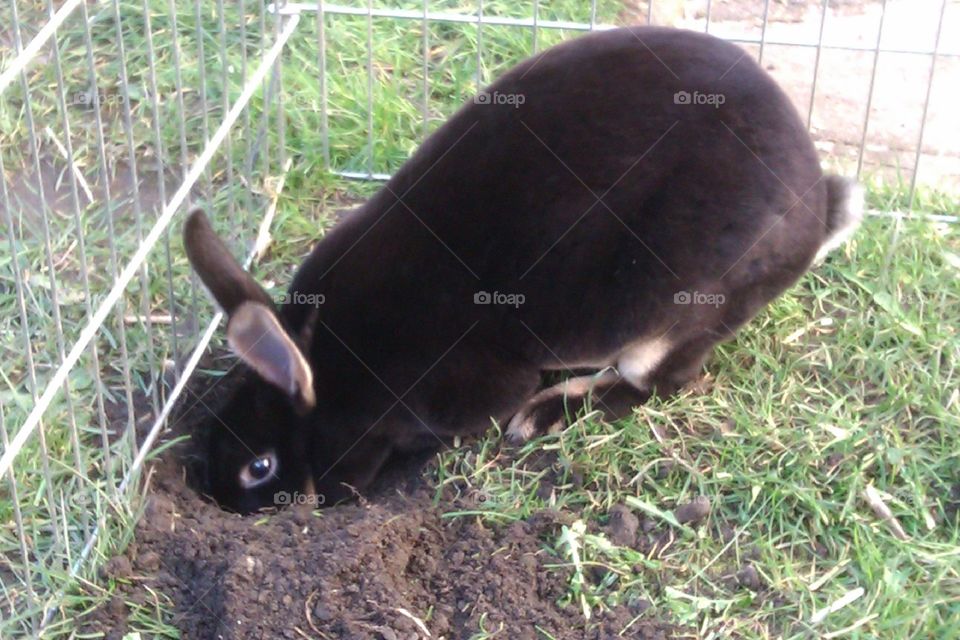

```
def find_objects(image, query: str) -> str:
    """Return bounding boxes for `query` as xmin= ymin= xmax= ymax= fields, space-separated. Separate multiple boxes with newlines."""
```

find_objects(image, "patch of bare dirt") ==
xmin=83 ymin=369 xmax=684 ymax=639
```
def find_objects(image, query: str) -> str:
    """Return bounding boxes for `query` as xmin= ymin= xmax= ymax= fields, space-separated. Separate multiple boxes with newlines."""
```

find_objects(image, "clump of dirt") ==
xmin=85 ymin=370 xmax=682 ymax=639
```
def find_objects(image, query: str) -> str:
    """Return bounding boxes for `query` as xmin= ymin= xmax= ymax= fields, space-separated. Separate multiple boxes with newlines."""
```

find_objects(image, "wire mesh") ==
xmin=284 ymin=1 xmax=958 ymax=204
xmin=0 ymin=0 xmax=298 ymax=633
xmin=0 ymin=0 xmax=956 ymax=635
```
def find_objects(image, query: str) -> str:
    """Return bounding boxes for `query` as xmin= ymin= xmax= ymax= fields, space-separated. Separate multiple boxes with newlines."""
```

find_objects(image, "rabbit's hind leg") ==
xmin=504 ymin=326 xmax=741 ymax=443
xmin=505 ymin=370 xmax=627 ymax=442
xmin=505 ymin=334 xmax=675 ymax=443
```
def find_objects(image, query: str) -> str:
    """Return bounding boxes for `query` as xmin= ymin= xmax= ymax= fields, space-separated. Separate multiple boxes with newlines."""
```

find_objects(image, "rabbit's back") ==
xmin=289 ymin=27 xmax=826 ymax=368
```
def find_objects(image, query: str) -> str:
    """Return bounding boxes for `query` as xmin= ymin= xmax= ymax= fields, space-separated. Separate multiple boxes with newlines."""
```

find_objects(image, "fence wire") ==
xmin=0 ymin=0 xmax=956 ymax=635
xmin=0 ymin=0 xmax=294 ymax=632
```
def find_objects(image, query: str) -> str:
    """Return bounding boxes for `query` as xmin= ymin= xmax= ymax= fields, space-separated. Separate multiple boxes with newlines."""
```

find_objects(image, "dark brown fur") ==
xmin=185 ymin=27 xmax=859 ymax=513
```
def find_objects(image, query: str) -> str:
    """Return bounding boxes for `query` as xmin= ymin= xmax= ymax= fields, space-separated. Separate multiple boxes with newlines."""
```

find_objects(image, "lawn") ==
xmin=433 ymin=208 xmax=960 ymax=637
xmin=0 ymin=0 xmax=957 ymax=637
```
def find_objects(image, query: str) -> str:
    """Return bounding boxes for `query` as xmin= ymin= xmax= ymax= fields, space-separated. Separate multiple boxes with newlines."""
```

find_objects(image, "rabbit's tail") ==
xmin=814 ymin=174 xmax=864 ymax=263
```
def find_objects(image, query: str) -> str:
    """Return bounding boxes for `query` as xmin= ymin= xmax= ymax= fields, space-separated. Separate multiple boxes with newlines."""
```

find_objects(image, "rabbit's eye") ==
xmin=250 ymin=458 xmax=272 ymax=479
xmin=238 ymin=450 xmax=278 ymax=489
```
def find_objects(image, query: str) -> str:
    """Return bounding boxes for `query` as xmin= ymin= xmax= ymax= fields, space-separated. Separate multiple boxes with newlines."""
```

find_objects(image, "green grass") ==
xmin=435 ymin=212 xmax=960 ymax=637
xmin=0 ymin=0 xmax=958 ymax=637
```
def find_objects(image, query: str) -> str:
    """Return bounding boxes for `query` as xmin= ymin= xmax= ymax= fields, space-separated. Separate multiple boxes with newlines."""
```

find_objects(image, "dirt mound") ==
xmin=85 ymin=374 xmax=682 ymax=639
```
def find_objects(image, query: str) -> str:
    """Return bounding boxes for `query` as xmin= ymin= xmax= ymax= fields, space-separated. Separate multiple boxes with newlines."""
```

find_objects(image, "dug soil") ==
xmin=85 ymin=367 xmax=684 ymax=639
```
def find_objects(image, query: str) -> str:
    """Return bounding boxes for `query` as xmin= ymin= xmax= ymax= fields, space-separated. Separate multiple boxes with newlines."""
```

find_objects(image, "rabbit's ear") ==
xmin=227 ymin=302 xmax=316 ymax=411
xmin=183 ymin=207 xmax=274 ymax=314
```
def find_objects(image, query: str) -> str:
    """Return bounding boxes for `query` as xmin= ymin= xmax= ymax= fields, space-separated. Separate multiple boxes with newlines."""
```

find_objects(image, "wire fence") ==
xmin=0 ymin=0 xmax=956 ymax=635
xmin=0 ymin=0 xmax=292 ymax=633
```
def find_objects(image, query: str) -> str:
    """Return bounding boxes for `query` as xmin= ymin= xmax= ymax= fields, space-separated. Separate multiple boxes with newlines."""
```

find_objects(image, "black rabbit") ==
xmin=184 ymin=26 xmax=862 ymax=513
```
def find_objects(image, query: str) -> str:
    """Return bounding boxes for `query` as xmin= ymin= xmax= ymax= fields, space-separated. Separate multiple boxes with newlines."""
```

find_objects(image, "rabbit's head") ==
xmin=184 ymin=208 xmax=315 ymax=513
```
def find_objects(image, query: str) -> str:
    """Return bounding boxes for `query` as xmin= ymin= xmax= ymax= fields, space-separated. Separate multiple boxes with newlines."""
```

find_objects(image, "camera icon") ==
xmin=674 ymin=291 xmax=692 ymax=304
xmin=70 ymin=493 xmax=92 ymax=508
xmin=474 ymin=91 xmax=491 ymax=105
xmin=474 ymin=291 xmax=491 ymax=304
xmin=273 ymin=491 xmax=291 ymax=506
xmin=673 ymin=90 xmax=691 ymax=105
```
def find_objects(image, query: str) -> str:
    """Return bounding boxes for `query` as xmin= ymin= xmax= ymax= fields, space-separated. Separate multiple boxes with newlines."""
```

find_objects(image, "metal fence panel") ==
xmin=0 ymin=0 xmax=956 ymax=635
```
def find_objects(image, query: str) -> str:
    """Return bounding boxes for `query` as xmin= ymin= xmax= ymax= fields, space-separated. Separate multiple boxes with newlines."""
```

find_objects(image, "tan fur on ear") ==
xmin=227 ymin=302 xmax=316 ymax=411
